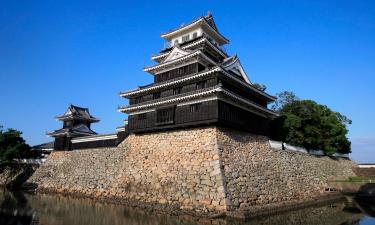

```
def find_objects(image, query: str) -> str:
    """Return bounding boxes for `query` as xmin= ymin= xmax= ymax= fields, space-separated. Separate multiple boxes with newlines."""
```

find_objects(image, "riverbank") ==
xmin=23 ymin=127 xmax=357 ymax=218
xmin=1 ymin=189 xmax=370 ymax=225
xmin=30 ymin=185 xmax=349 ymax=219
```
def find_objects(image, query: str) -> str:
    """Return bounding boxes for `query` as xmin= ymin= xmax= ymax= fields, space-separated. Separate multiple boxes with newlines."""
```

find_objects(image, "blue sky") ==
xmin=0 ymin=1 xmax=374 ymax=163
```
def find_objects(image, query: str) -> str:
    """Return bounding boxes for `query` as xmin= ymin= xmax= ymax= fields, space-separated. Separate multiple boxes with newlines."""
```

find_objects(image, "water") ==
xmin=0 ymin=189 xmax=374 ymax=225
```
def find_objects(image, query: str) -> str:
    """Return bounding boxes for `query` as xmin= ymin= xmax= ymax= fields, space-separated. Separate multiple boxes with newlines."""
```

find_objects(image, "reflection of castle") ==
xmin=0 ymin=188 xmax=368 ymax=225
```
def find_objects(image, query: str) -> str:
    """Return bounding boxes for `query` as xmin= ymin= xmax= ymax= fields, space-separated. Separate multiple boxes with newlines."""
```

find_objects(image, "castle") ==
xmin=39 ymin=12 xmax=276 ymax=152
xmin=119 ymin=12 xmax=276 ymax=135
xmin=28 ymin=13 xmax=355 ymax=218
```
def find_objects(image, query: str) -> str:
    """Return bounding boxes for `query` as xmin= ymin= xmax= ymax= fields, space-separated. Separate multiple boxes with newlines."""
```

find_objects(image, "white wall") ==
xmin=170 ymin=27 xmax=203 ymax=46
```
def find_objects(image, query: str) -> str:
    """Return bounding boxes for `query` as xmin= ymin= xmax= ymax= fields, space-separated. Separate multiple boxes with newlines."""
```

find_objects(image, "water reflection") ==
xmin=0 ymin=189 xmax=374 ymax=225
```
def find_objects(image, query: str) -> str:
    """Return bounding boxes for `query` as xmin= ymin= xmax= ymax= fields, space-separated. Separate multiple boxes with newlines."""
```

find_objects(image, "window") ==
xmin=173 ymin=87 xmax=182 ymax=95
xmin=174 ymin=40 xmax=179 ymax=45
xmin=137 ymin=113 xmax=147 ymax=120
xmin=196 ymin=81 xmax=207 ymax=90
xmin=192 ymin=32 xmax=198 ymax=39
xmin=189 ymin=103 xmax=201 ymax=113
xmin=134 ymin=96 xmax=142 ymax=104
xmin=182 ymin=34 xmax=190 ymax=43
xmin=156 ymin=107 xmax=175 ymax=125
xmin=153 ymin=92 xmax=161 ymax=100
xmin=178 ymin=67 xmax=183 ymax=75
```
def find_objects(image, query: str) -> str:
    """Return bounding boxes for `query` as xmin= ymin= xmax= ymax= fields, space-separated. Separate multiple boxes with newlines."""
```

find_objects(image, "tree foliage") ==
xmin=271 ymin=91 xmax=299 ymax=112
xmin=271 ymin=100 xmax=352 ymax=155
xmin=0 ymin=126 xmax=31 ymax=166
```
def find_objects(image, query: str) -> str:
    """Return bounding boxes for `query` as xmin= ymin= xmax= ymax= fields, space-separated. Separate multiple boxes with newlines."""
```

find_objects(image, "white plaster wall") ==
xmin=170 ymin=27 xmax=203 ymax=46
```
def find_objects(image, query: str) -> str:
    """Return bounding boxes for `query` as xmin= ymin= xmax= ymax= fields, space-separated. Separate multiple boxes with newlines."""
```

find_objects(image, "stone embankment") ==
xmin=0 ymin=164 xmax=38 ymax=189
xmin=25 ymin=126 xmax=356 ymax=218
xmin=353 ymin=166 xmax=375 ymax=178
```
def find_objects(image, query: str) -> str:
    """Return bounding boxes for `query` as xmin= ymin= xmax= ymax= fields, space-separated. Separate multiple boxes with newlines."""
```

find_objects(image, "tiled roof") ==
xmin=56 ymin=104 xmax=99 ymax=122
xmin=48 ymin=124 xmax=97 ymax=137
xmin=32 ymin=141 xmax=54 ymax=151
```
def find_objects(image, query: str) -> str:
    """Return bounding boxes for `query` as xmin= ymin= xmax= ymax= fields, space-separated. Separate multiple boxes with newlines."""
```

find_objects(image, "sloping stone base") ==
xmin=26 ymin=126 xmax=356 ymax=217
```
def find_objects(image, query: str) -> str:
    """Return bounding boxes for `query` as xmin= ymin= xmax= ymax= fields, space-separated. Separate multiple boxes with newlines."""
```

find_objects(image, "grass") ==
xmin=333 ymin=176 xmax=374 ymax=183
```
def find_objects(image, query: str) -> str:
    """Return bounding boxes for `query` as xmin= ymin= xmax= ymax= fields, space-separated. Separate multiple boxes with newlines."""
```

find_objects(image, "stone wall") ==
xmin=216 ymin=127 xmax=356 ymax=214
xmin=353 ymin=167 xmax=375 ymax=178
xmin=27 ymin=126 xmax=356 ymax=217
xmin=27 ymin=147 xmax=122 ymax=195
xmin=0 ymin=164 xmax=37 ymax=188
xmin=112 ymin=128 xmax=227 ymax=212
xmin=27 ymin=128 xmax=227 ymax=214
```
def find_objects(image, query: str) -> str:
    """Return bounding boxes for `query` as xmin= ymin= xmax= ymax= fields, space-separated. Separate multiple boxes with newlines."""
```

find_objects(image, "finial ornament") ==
xmin=207 ymin=10 xmax=212 ymax=17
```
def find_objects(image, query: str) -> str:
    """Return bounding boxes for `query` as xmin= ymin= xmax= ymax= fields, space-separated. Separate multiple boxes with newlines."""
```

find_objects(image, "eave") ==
xmin=120 ymin=66 xmax=276 ymax=102
xmin=56 ymin=115 xmax=100 ymax=123
xmin=218 ymin=67 xmax=277 ymax=102
xmin=160 ymin=17 xmax=229 ymax=45
xmin=151 ymin=38 xmax=228 ymax=62
xmin=120 ymin=67 xmax=221 ymax=97
xmin=144 ymin=50 xmax=217 ymax=75
xmin=47 ymin=130 xmax=96 ymax=138
xmin=71 ymin=134 xmax=117 ymax=143
xmin=118 ymin=86 xmax=277 ymax=118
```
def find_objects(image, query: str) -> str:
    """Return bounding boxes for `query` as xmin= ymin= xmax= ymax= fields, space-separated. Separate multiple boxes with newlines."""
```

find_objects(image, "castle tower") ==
xmin=119 ymin=13 xmax=277 ymax=135
xmin=48 ymin=104 xmax=99 ymax=150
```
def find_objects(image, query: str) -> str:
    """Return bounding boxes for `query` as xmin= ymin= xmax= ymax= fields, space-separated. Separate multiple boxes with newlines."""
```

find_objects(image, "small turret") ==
xmin=48 ymin=104 xmax=99 ymax=150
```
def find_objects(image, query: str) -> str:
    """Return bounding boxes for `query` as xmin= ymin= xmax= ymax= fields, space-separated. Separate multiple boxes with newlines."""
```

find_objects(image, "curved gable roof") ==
xmin=222 ymin=55 xmax=251 ymax=84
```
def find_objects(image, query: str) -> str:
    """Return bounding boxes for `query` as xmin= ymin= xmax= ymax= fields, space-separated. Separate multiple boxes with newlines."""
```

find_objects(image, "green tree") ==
xmin=271 ymin=100 xmax=351 ymax=155
xmin=271 ymin=91 xmax=299 ymax=112
xmin=0 ymin=126 xmax=31 ymax=166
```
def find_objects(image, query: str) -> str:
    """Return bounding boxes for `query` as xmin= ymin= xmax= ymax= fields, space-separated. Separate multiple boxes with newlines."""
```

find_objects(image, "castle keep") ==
xmin=119 ymin=12 xmax=277 ymax=135
xmin=28 ymin=13 xmax=355 ymax=218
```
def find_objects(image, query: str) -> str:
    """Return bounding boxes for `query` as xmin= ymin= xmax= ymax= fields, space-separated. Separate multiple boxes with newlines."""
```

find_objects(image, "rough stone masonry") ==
xmin=27 ymin=126 xmax=356 ymax=217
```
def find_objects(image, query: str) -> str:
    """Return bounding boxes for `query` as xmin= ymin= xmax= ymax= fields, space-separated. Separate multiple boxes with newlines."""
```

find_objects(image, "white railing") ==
xmin=269 ymin=140 xmax=349 ymax=158
xmin=13 ymin=158 xmax=46 ymax=165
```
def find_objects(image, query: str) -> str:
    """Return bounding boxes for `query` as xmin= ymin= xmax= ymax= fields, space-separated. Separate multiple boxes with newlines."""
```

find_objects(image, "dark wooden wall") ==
xmin=129 ymin=77 xmax=217 ymax=105
xmin=128 ymin=99 xmax=270 ymax=136
xmin=72 ymin=139 xmax=117 ymax=150
xmin=154 ymin=63 xmax=206 ymax=83
xmin=219 ymin=78 xmax=268 ymax=107
xmin=175 ymin=100 xmax=218 ymax=124
xmin=54 ymin=137 xmax=71 ymax=151
xmin=128 ymin=100 xmax=219 ymax=132
xmin=217 ymin=100 xmax=270 ymax=136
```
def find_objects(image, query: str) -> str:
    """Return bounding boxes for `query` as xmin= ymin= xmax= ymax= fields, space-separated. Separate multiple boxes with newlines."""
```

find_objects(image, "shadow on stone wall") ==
xmin=0 ymin=165 xmax=38 ymax=190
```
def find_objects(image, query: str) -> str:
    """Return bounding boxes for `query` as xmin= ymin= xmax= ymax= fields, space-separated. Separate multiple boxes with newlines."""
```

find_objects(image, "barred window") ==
xmin=182 ymin=34 xmax=190 ymax=43
xmin=137 ymin=113 xmax=147 ymax=120
xmin=153 ymin=92 xmax=161 ymax=99
xmin=134 ymin=96 xmax=142 ymax=104
xmin=189 ymin=103 xmax=201 ymax=113
xmin=192 ymin=32 xmax=198 ymax=39
xmin=173 ymin=87 xmax=182 ymax=95
xmin=156 ymin=107 xmax=175 ymax=125
xmin=196 ymin=81 xmax=207 ymax=90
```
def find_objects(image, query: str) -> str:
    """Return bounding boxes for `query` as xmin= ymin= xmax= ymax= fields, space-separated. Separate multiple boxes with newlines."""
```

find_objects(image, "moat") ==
xmin=1 ymin=189 xmax=374 ymax=225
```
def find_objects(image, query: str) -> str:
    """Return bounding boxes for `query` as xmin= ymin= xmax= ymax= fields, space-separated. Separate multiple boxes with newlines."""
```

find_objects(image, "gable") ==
xmin=162 ymin=47 xmax=191 ymax=63
xmin=222 ymin=57 xmax=251 ymax=84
